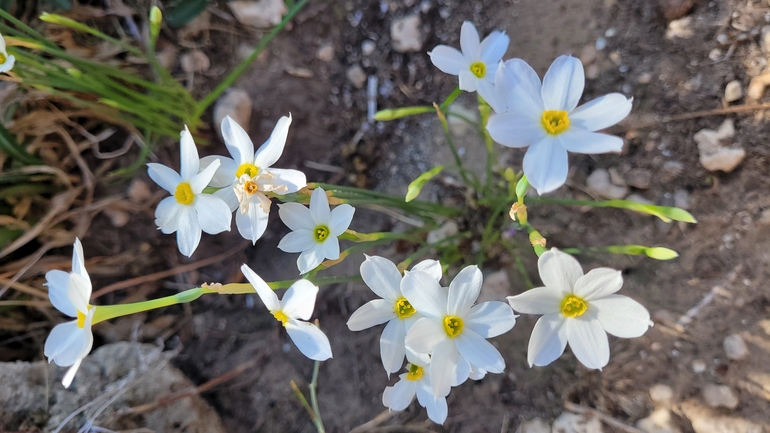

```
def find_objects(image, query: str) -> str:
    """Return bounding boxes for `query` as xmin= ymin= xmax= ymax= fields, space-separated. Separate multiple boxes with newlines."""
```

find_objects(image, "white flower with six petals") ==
xmin=382 ymin=350 xmax=448 ymax=424
xmin=507 ymin=248 xmax=652 ymax=370
xmin=202 ymin=115 xmax=307 ymax=244
xmin=241 ymin=264 xmax=332 ymax=361
xmin=44 ymin=238 xmax=96 ymax=388
xmin=402 ymin=266 xmax=517 ymax=398
xmin=277 ymin=187 xmax=355 ymax=274
xmin=429 ymin=21 xmax=509 ymax=107
xmin=148 ymin=127 xmax=232 ymax=257
xmin=487 ymin=55 xmax=633 ymax=194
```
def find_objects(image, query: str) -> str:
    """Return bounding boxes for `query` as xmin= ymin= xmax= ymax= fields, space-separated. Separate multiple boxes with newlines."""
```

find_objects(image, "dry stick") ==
xmin=349 ymin=410 xmax=398 ymax=433
xmin=564 ymin=402 xmax=644 ymax=433
xmin=128 ymin=358 xmax=258 ymax=414
xmin=617 ymin=102 xmax=770 ymax=132
xmin=91 ymin=241 xmax=249 ymax=299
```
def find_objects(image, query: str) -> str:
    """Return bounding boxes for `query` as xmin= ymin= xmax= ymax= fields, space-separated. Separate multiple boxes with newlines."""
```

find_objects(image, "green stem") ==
xmin=439 ymin=87 xmax=462 ymax=110
xmin=195 ymin=0 xmax=308 ymax=118
xmin=309 ymin=360 xmax=325 ymax=433
xmin=92 ymin=287 xmax=216 ymax=324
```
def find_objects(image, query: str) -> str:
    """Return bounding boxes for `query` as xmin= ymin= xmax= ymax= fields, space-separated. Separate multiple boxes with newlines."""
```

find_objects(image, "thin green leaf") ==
xmin=405 ymin=166 xmax=444 ymax=202
xmin=603 ymin=199 xmax=697 ymax=223
xmin=0 ymin=124 xmax=41 ymax=165
xmin=374 ymin=106 xmax=434 ymax=121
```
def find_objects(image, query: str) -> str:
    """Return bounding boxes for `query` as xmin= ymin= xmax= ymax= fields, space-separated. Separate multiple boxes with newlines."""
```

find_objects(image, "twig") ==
xmin=564 ymin=402 xmax=643 ymax=433
xmin=91 ymin=241 xmax=248 ymax=298
xmin=617 ymin=102 xmax=770 ymax=132
xmin=290 ymin=380 xmax=317 ymax=422
xmin=349 ymin=410 xmax=398 ymax=433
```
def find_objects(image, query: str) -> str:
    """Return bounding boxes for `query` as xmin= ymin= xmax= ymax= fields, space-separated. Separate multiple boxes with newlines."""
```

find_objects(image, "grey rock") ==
xmin=517 ymin=417 xmax=551 ymax=433
xmin=724 ymin=80 xmax=743 ymax=102
xmin=760 ymin=25 xmax=770 ymax=53
xmin=229 ymin=0 xmax=286 ymax=28
xmin=702 ymin=384 xmax=739 ymax=409
xmin=552 ymin=412 xmax=603 ymax=433
xmin=213 ymin=89 xmax=252 ymax=137
xmin=649 ymin=384 xmax=674 ymax=405
xmin=637 ymin=408 xmax=682 ymax=433
xmin=587 ymin=169 xmax=628 ymax=199
xmin=346 ymin=65 xmax=367 ymax=89
xmin=391 ymin=15 xmax=422 ymax=52
xmin=315 ymin=44 xmax=335 ymax=62
xmin=723 ymin=334 xmax=749 ymax=361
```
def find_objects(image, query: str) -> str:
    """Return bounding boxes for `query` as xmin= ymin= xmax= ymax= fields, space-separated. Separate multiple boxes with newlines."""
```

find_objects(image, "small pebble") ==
xmin=390 ymin=15 xmax=422 ymax=52
xmin=724 ymin=80 xmax=743 ymax=102
xmin=595 ymin=37 xmax=607 ymax=50
xmin=638 ymin=72 xmax=652 ymax=84
xmin=760 ymin=25 xmax=770 ymax=52
xmin=692 ymin=359 xmax=707 ymax=374
xmin=362 ymin=40 xmax=376 ymax=56
xmin=650 ymin=384 xmax=674 ymax=405
xmin=708 ymin=48 xmax=723 ymax=60
xmin=346 ymin=64 xmax=367 ymax=88
xmin=626 ymin=168 xmax=652 ymax=189
xmin=702 ymin=384 xmax=739 ymax=409
xmin=579 ymin=45 xmax=598 ymax=65
xmin=723 ymin=334 xmax=748 ymax=361
xmin=587 ymin=169 xmax=628 ymax=199
xmin=315 ymin=44 xmax=335 ymax=62
xmin=673 ymin=189 xmax=690 ymax=209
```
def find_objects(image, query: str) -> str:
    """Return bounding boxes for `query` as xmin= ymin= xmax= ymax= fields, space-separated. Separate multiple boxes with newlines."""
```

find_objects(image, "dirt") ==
xmin=5 ymin=0 xmax=770 ymax=432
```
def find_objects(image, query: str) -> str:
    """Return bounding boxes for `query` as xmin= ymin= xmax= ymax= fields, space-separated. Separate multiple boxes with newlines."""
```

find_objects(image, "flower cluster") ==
xmin=431 ymin=22 xmax=633 ymax=194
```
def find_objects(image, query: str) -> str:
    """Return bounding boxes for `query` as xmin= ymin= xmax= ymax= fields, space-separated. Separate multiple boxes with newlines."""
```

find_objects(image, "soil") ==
xmin=6 ymin=0 xmax=770 ymax=432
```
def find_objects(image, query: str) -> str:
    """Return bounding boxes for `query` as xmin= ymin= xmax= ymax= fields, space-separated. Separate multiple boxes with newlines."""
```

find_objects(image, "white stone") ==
xmin=229 ymin=0 xmax=286 ymax=28
xmin=346 ymin=65 xmax=367 ymax=89
xmin=649 ymin=384 xmax=674 ymax=405
xmin=665 ymin=17 xmax=694 ymax=39
xmin=213 ymin=89 xmax=252 ymax=137
xmin=390 ymin=15 xmax=422 ymax=52
xmin=724 ymin=80 xmax=743 ymax=102
xmin=695 ymin=119 xmax=745 ymax=173
xmin=702 ymin=384 xmax=739 ymax=409
xmin=760 ymin=25 xmax=770 ymax=53
xmin=517 ymin=417 xmax=551 ymax=433
xmin=362 ymin=40 xmax=376 ymax=56
xmin=636 ymin=408 xmax=682 ymax=433
xmin=682 ymin=403 xmax=762 ymax=433
xmin=315 ymin=44 xmax=335 ymax=62
xmin=552 ymin=412 xmax=603 ymax=433
xmin=723 ymin=334 xmax=749 ymax=360
xmin=587 ymin=169 xmax=628 ymax=199
xmin=180 ymin=50 xmax=210 ymax=73
xmin=692 ymin=359 xmax=707 ymax=373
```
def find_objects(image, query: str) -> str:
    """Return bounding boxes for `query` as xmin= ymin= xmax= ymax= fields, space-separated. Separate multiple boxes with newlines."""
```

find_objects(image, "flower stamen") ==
xmin=541 ymin=110 xmax=570 ymax=135
xmin=174 ymin=182 xmax=195 ymax=205
xmin=0 ymin=53 xmax=7 ymax=64
xmin=443 ymin=315 xmax=464 ymax=338
xmin=406 ymin=363 xmax=424 ymax=381
xmin=560 ymin=295 xmax=588 ymax=318
xmin=394 ymin=297 xmax=416 ymax=319
xmin=314 ymin=225 xmax=330 ymax=242
xmin=273 ymin=310 xmax=289 ymax=325
xmin=235 ymin=163 xmax=259 ymax=178
xmin=469 ymin=61 xmax=486 ymax=78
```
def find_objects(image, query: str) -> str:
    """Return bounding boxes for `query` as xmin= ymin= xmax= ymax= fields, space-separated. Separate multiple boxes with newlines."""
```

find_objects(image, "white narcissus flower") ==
xmin=277 ymin=187 xmax=355 ymax=274
xmin=201 ymin=115 xmax=307 ymax=244
xmin=403 ymin=266 xmax=517 ymax=398
xmin=382 ymin=351 xmax=448 ymax=425
xmin=44 ymin=238 xmax=96 ymax=388
xmin=147 ymin=126 xmax=232 ymax=257
xmin=487 ymin=56 xmax=633 ymax=194
xmin=429 ymin=21 xmax=509 ymax=107
xmin=0 ymin=33 xmax=15 ymax=73
xmin=346 ymin=256 xmax=442 ymax=376
xmin=241 ymin=264 xmax=332 ymax=361
xmin=507 ymin=249 xmax=652 ymax=370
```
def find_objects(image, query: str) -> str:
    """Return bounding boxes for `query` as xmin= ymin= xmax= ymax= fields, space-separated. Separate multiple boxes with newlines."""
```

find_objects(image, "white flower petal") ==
xmin=405 ymin=344 xmax=431 ymax=366
xmin=416 ymin=384 xmax=448 ymax=424
xmin=329 ymin=204 xmax=355 ymax=236
xmin=495 ymin=58 xmax=544 ymax=115
xmin=402 ymin=271 xmax=447 ymax=319
xmin=309 ymin=187 xmax=331 ymax=225
xmin=405 ymin=317 xmax=445 ymax=354
xmin=62 ymin=358 xmax=82 ymax=388
xmin=469 ymin=365 xmax=487 ymax=381
xmin=278 ymin=229 xmax=315 ymax=253
xmin=67 ymin=273 xmax=91 ymax=313
xmin=479 ymin=30 xmax=509 ymax=65
xmin=190 ymin=158 xmax=220 ymax=194
xmin=466 ymin=301 xmax=516 ymax=338
xmin=71 ymin=238 xmax=89 ymax=283
xmin=591 ymin=295 xmax=651 ymax=338
xmin=46 ymin=270 xmax=77 ymax=317
xmin=268 ymin=168 xmax=306 ymax=194
xmin=322 ymin=238 xmax=340 ymax=260
xmin=429 ymin=339 xmax=458 ymax=398
xmin=240 ymin=264 xmax=280 ymax=311
xmin=297 ymin=244 xmax=325 ymax=274
xmin=459 ymin=21 xmax=481 ymax=61
xmin=487 ymin=111 xmax=546 ymax=148
xmin=538 ymin=249 xmax=584 ymax=294
xmin=527 ymin=313 xmax=568 ymax=367
xmin=0 ymin=36 xmax=6 ymax=52
xmin=429 ymin=45 xmax=467 ymax=75
xmin=254 ymin=115 xmax=291 ymax=169
xmin=235 ymin=194 xmax=270 ymax=244
xmin=194 ymin=194 xmax=232 ymax=234
xmin=411 ymin=260 xmax=442 ymax=282
xmin=446 ymin=265 xmax=482 ymax=316
xmin=176 ymin=206 xmax=201 ymax=257
xmin=477 ymin=78 xmax=502 ymax=113
xmin=570 ymin=93 xmax=633 ymax=131
xmin=458 ymin=70 xmax=478 ymax=92
xmin=566 ymin=316 xmax=610 ymax=370
xmin=44 ymin=321 xmax=87 ymax=366
xmin=360 ymin=255 xmax=403 ymax=301
xmin=200 ymin=155 xmax=238 ymax=188
xmin=285 ymin=319 xmax=333 ymax=361
xmin=573 ymin=268 xmax=623 ymax=301
xmin=455 ymin=329 xmax=505 ymax=373
xmin=451 ymin=357 xmax=471 ymax=386
xmin=382 ymin=378 xmax=416 ymax=411
xmin=147 ymin=163 xmax=181 ymax=194
xmin=213 ymin=186 xmax=239 ymax=212
xmin=557 ymin=129 xmax=624 ymax=155
xmin=346 ymin=299 xmax=396 ymax=331
xmin=541 ymin=55 xmax=584 ymax=112
xmin=506 ymin=286 xmax=563 ymax=315
xmin=278 ymin=203 xmax=314 ymax=231
xmin=0 ymin=55 xmax=14 ymax=73
xmin=154 ymin=196 xmax=182 ymax=234
xmin=281 ymin=279 xmax=318 ymax=321
xmin=523 ymin=136 xmax=569 ymax=194
xmin=221 ymin=115 xmax=255 ymax=166
xmin=179 ymin=126 xmax=200 ymax=180
xmin=381 ymin=319 xmax=407 ymax=375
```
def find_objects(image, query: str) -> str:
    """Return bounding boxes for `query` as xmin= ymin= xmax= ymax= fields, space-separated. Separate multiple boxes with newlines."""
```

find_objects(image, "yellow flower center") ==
xmin=243 ymin=180 xmax=259 ymax=195
xmin=273 ymin=310 xmax=289 ymax=325
xmin=406 ymin=363 xmax=424 ymax=381
xmin=314 ymin=225 xmax=330 ymax=242
xmin=469 ymin=61 xmax=486 ymax=78
xmin=541 ymin=110 xmax=570 ymax=135
xmin=0 ymin=53 xmax=7 ymax=64
xmin=394 ymin=297 xmax=416 ymax=320
xmin=560 ymin=295 xmax=588 ymax=318
xmin=76 ymin=310 xmax=86 ymax=328
xmin=235 ymin=163 xmax=259 ymax=179
xmin=443 ymin=315 xmax=464 ymax=338
xmin=174 ymin=182 xmax=195 ymax=205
